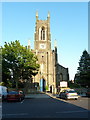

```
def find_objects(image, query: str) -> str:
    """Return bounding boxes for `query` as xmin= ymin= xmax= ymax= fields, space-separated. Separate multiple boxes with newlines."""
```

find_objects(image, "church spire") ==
xmin=54 ymin=39 xmax=57 ymax=53
xmin=54 ymin=39 xmax=57 ymax=48
xmin=28 ymin=39 xmax=31 ymax=50
xmin=48 ymin=11 xmax=50 ymax=17
xmin=36 ymin=11 xmax=38 ymax=20
xmin=47 ymin=11 xmax=50 ymax=21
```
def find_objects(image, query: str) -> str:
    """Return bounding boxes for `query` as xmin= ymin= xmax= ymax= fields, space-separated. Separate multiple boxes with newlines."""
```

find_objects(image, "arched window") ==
xmin=60 ymin=73 xmax=63 ymax=81
xmin=41 ymin=27 xmax=45 ymax=40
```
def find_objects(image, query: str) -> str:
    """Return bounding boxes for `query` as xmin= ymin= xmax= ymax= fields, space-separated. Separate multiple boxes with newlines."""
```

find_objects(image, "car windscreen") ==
xmin=8 ymin=91 xmax=19 ymax=94
xmin=67 ymin=90 xmax=76 ymax=93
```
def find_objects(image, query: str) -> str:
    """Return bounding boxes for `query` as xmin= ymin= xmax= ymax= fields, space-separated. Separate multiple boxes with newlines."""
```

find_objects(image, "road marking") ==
xmin=3 ymin=113 xmax=28 ymax=116
xmin=20 ymin=99 xmax=24 ymax=104
xmin=56 ymin=110 xmax=88 ymax=114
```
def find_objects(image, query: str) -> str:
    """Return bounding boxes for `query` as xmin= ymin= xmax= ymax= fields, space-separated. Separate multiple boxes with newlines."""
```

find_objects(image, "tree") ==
xmin=2 ymin=40 xmax=40 ymax=89
xmin=76 ymin=50 xmax=90 ymax=87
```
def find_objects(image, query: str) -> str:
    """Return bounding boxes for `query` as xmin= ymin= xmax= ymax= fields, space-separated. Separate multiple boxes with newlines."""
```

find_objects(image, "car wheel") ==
xmin=19 ymin=98 xmax=22 ymax=102
xmin=59 ymin=95 xmax=61 ymax=98
xmin=75 ymin=98 xmax=77 ymax=100
xmin=65 ymin=96 xmax=67 ymax=100
xmin=7 ymin=99 xmax=10 ymax=102
xmin=2 ymin=95 xmax=4 ymax=101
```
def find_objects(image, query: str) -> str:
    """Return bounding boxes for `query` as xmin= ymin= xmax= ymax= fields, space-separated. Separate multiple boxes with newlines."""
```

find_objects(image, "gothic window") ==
xmin=41 ymin=27 xmax=45 ymax=40
xmin=43 ymin=30 xmax=45 ymax=40
xmin=41 ymin=30 xmax=42 ymax=40
xmin=60 ymin=73 xmax=63 ymax=81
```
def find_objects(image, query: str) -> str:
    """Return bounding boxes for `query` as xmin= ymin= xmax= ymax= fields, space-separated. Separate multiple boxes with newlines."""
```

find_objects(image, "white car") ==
xmin=59 ymin=89 xmax=78 ymax=100
xmin=0 ymin=86 xmax=8 ymax=101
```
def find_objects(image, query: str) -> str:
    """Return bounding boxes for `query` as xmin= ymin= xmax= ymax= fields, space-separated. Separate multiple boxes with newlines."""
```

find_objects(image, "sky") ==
xmin=1 ymin=2 xmax=88 ymax=80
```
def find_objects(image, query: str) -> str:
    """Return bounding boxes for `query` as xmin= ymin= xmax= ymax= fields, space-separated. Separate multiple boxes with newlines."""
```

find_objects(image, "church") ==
xmin=29 ymin=12 xmax=69 ymax=94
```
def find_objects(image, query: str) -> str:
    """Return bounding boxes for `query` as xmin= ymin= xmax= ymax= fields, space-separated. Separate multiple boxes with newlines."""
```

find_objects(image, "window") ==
xmin=60 ymin=73 xmax=63 ymax=81
xmin=41 ymin=27 xmax=45 ymax=40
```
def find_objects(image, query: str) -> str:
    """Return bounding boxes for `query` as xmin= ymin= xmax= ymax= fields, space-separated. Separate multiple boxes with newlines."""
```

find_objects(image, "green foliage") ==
xmin=68 ymin=81 xmax=80 ymax=88
xmin=76 ymin=50 xmax=90 ymax=87
xmin=46 ymin=85 xmax=49 ymax=90
xmin=2 ymin=40 xmax=40 ymax=89
xmin=0 ymin=82 xmax=5 ymax=86
xmin=78 ymin=50 xmax=90 ymax=73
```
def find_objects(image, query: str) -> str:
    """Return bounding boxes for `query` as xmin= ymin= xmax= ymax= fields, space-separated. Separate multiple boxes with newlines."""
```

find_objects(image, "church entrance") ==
xmin=40 ymin=79 xmax=46 ymax=92
xmin=50 ymin=85 xmax=52 ymax=93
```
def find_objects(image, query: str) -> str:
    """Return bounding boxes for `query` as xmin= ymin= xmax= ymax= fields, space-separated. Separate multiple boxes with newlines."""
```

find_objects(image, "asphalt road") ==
xmin=56 ymin=96 xmax=90 ymax=110
xmin=2 ymin=94 xmax=90 ymax=119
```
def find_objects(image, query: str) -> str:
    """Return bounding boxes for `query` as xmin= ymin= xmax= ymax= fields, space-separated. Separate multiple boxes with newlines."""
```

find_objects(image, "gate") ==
xmin=40 ymin=79 xmax=46 ymax=92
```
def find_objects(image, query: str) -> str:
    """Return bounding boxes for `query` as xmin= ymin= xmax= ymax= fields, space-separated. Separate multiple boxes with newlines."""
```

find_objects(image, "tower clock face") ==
xmin=40 ymin=44 xmax=46 ymax=49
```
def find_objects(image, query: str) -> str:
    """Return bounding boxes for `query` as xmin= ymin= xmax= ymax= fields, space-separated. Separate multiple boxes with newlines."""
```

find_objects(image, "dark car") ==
xmin=86 ymin=89 xmax=90 ymax=97
xmin=59 ymin=89 xmax=79 ymax=100
xmin=7 ymin=91 xmax=25 ymax=102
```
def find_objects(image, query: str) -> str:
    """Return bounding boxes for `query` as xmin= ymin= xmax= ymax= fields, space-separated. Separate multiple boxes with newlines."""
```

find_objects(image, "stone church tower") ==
xmin=31 ymin=12 xmax=69 ymax=94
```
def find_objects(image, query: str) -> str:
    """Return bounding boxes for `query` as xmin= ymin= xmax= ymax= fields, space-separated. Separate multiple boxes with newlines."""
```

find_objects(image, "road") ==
xmin=67 ymin=97 xmax=90 ymax=110
xmin=56 ymin=96 xmax=90 ymax=110
xmin=2 ymin=94 xmax=90 ymax=119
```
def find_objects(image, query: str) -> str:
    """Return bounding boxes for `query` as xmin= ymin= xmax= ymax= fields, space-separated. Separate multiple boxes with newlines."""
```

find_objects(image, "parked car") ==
xmin=59 ymin=89 xmax=78 ymax=100
xmin=0 ymin=86 xmax=8 ymax=101
xmin=86 ymin=89 xmax=90 ymax=97
xmin=7 ymin=90 xmax=25 ymax=102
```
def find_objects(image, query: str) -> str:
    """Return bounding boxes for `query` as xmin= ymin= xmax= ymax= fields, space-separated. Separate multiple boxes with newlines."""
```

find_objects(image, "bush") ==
xmin=68 ymin=81 xmax=80 ymax=88
xmin=46 ymin=86 xmax=49 ymax=91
